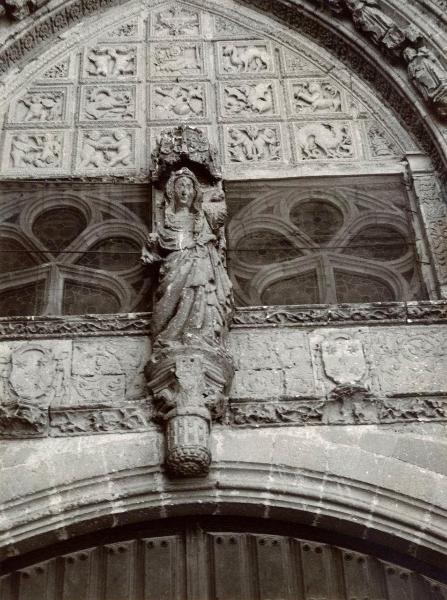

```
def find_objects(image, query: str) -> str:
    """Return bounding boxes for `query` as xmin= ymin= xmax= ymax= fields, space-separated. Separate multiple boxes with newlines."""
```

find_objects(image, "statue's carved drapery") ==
xmin=143 ymin=126 xmax=234 ymax=478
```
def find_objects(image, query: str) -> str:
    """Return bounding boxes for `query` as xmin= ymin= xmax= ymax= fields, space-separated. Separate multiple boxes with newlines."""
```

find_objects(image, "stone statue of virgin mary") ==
xmin=142 ymin=167 xmax=233 ymax=352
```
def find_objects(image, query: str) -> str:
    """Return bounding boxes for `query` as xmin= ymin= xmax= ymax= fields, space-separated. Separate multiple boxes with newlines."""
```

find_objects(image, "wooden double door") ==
xmin=1 ymin=518 xmax=446 ymax=599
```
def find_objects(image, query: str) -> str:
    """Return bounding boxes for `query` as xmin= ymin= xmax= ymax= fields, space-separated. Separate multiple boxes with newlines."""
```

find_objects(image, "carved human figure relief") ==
xmin=221 ymin=43 xmax=273 ymax=74
xmin=295 ymin=122 xmax=353 ymax=160
xmin=9 ymin=133 xmax=62 ymax=168
xmin=153 ymin=6 xmax=200 ymax=37
xmin=86 ymin=46 xmax=136 ymax=78
xmin=292 ymin=81 xmax=342 ymax=113
xmin=79 ymin=130 xmax=133 ymax=169
xmin=223 ymin=82 xmax=275 ymax=117
xmin=151 ymin=43 xmax=203 ymax=76
xmin=403 ymin=46 xmax=447 ymax=119
xmin=11 ymin=90 xmax=64 ymax=123
xmin=82 ymin=86 xmax=136 ymax=121
xmin=151 ymin=84 xmax=205 ymax=120
xmin=227 ymin=125 xmax=281 ymax=162
xmin=345 ymin=0 xmax=404 ymax=53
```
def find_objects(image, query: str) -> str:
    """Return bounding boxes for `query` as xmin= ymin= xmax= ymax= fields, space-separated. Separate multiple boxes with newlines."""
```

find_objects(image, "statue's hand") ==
xmin=145 ymin=232 xmax=159 ymax=248
xmin=141 ymin=237 xmax=162 ymax=265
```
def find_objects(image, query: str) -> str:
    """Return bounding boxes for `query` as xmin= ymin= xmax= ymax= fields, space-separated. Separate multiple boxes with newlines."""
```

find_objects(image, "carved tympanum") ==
xmin=143 ymin=126 xmax=234 ymax=477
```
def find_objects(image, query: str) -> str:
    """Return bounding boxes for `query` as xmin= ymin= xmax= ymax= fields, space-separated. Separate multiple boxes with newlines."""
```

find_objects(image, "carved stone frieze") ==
xmin=100 ymin=18 xmax=139 ymax=41
xmin=0 ymin=314 xmax=151 ymax=340
xmin=150 ymin=83 xmax=207 ymax=121
xmin=218 ymin=41 xmax=275 ymax=76
xmin=149 ymin=42 xmax=204 ymax=77
xmin=8 ymin=89 xmax=67 ymax=124
xmin=225 ymin=124 xmax=282 ymax=163
xmin=50 ymin=404 xmax=152 ymax=436
xmin=152 ymin=6 xmax=201 ymax=37
xmin=229 ymin=395 xmax=447 ymax=427
xmin=0 ymin=0 xmax=49 ymax=20
xmin=290 ymin=80 xmax=343 ymax=114
xmin=404 ymin=46 xmax=447 ymax=120
xmin=40 ymin=59 xmax=71 ymax=80
xmin=294 ymin=122 xmax=354 ymax=160
xmin=76 ymin=129 xmax=134 ymax=171
xmin=0 ymin=402 xmax=48 ymax=437
xmin=4 ymin=131 xmax=65 ymax=172
xmin=80 ymin=85 xmax=136 ymax=121
xmin=221 ymin=81 xmax=279 ymax=119
xmin=367 ymin=122 xmax=400 ymax=157
xmin=143 ymin=126 xmax=234 ymax=477
xmin=83 ymin=45 xmax=137 ymax=79
xmin=411 ymin=175 xmax=447 ymax=287
xmin=213 ymin=15 xmax=250 ymax=37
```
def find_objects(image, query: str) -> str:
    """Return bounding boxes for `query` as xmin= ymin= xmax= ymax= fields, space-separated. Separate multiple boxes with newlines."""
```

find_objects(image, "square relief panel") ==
xmin=280 ymin=48 xmax=326 ymax=77
xmin=98 ymin=17 xmax=142 ymax=42
xmin=75 ymin=128 xmax=138 ymax=174
xmin=222 ymin=123 xmax=285 ymax=164
xmin=79 ymin=84 xmax=139 ymax=123
xmin=34 ymin=55 xmax=77 ymax=83
xmin=82 ymin=45 xmax=139 ymax=81
xmin=148 ymin=42 xmax=206 ymax=79
xmin=7 ymin=87 xmax=72 ymax=126
xmin=293 ymin=121 xmax=355 ymax=161
xmin=2 ymin=130 xmax=71 ymax=175
xmin=150 ymin=5 xmax=202 ymax=38
xmin=148 ymin=82 xmax=210 ymax=123
xmin=213 ymin=15 xmax=255 ymax=38
xmin=216 ymin=41 xmax=276 ymax=78
xmin=286 ymin=79 xmax=346 ymax=117
xmin=219 ymin=80 xmax=282 ymax=121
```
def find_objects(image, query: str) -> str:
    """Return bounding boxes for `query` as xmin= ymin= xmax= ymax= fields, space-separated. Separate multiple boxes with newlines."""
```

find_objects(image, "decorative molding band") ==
xmin=0 ymin=402 xmax=154 ymax=438
xmin=2 ymin=301 xmax=447 ymax=340
xmin=0 ymin=313 xmax=152 ymax=339
xmin=2 ymin=392 xmax=447 ymax=438
xmin=229 ymin=394 xmax=447 ymax=427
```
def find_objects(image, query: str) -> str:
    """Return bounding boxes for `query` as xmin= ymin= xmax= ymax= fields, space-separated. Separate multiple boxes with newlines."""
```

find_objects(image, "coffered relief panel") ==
xmin=0 ymin=0 xmax=416 ymax=179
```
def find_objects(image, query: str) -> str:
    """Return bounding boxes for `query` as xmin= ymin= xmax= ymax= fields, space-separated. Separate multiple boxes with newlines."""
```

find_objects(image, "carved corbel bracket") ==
xmin=146 ymin=346 xmax=233 ymax=477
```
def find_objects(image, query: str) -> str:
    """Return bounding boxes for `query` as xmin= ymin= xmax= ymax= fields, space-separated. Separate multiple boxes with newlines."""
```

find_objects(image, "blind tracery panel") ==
xmin=0 ymin=184 xmax=151 ymax=316
xmin=227 ymin=177 xmax=428 ymax=306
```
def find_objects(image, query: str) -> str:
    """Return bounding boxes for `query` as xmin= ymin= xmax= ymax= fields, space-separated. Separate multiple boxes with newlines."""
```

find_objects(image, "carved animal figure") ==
xmin=296 ymin=123 xmax=352 ymax=159
xmin=294 ymin=82 xmax=341 ymax=112
xmin=225 ymin=83 xmax=273 ymax=114
xmin=223 ymin=45 xmax=270 ymax=73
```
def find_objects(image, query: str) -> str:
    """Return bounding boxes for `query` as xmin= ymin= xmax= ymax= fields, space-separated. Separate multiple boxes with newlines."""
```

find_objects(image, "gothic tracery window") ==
xmin=227 ymin=177 xmax=427 ymax=306
xmin=0 ymin=183 xmax=152 ymax=316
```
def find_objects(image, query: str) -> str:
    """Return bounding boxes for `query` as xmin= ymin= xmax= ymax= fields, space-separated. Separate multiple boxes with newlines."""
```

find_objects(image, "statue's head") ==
xmin=165 ymin=168 xmax=202 ymax=214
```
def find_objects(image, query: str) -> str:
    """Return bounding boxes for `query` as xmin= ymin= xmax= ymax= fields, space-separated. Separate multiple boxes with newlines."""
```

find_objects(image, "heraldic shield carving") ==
xmin=142 ymin=125 xmax=234 ymax=478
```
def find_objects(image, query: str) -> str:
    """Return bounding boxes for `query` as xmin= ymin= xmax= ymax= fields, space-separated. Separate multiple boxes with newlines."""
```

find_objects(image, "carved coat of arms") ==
xmin=321 ymin=336 xmax=367 ymax=385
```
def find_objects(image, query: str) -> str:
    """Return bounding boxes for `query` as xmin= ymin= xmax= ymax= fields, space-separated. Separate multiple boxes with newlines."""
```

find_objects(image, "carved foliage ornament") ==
xmin=143 ymin=126 xmax=234 ymax=477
